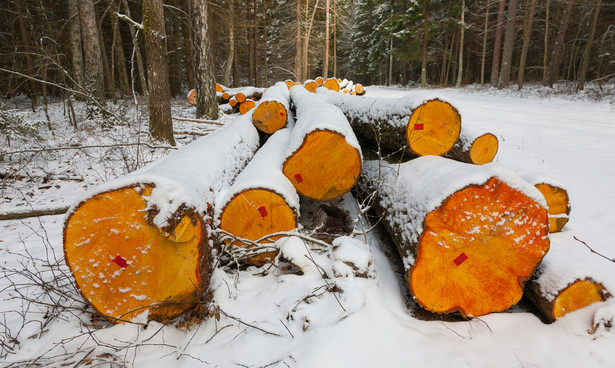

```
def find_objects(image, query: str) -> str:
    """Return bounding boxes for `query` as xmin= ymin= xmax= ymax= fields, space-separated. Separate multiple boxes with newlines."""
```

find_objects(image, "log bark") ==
xmin=524 ymin=239 xmax=611 ymax=323
xmin=445 ymin=124 xmax=498 ymax=165
xmin=515 ymin=169 xmax=571 ymax=233
xmin=360 ymin=157 xmax=550 ymax=317
xmin=284 ymin=86 xmax=362 ymax=201
xmin=252 ymin=82 xmax=291 ymax=134
xmin=217 ymin=128 xmax=299 ymax=265
xmin=316 ymin=89 xmax=461 ymax=158
xmin=64 ymin=116 xmax=260 ymax=322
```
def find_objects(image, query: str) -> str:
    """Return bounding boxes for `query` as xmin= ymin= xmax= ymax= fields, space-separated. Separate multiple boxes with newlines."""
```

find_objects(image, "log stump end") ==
xmin=470 ymin=133 xmax=499 ymax=165
xmin=253 ymin=100 xmax=288 ymax=134
xmin=406 ymin=99 xmax=462 ymax=157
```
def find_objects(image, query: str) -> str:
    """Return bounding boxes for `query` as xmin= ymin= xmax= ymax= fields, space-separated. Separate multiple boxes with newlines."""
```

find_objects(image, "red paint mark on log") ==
xmin=454 ymin=252 xmax=468 ymax=266
xmin=113 ymin=255 xmax=128 ymax=268
xmin=258 ymin=206 xmax=268 ymax=217
xmin=414 ymin=123 xmax=424 ymax=130
xmin=295 ymin=174 xmax=303 ymax=183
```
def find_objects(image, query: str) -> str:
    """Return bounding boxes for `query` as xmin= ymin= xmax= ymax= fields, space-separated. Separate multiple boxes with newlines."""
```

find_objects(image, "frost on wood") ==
xmin=316 ymin=89 xmax=461 ymax=157
xmin=252 ymin=82 xmax=291 ymax=134
xmin=216 ymin=128 xmax=300 ymax=265
xmin=63 ymin=115 xmax=260 ymax=322
xmin=524 ymin=237 xmax=611 ymax=323
xmin=284 ymin=86 xmax=362 ymax=201
xmin=360 ymin=157 xmax=549 ymax=317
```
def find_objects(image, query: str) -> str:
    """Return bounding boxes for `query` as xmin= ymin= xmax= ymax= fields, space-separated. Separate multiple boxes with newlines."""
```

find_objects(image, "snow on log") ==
xmin=239 ymin=99 xmax=256 ymax=115
xmin=514 ymin=169 xmax=571 ymax=233
xmin=63 ymin=115 xmax=260 ymax=322
xmin=524 ymin=238 xmax=611 ymax=323
xmin=316 ymin=89 xmax=461 ymax=157
xmin=284 ymin=79 xmax=295 ymax=89
xmin=252 ymin=82 xmax=291 ymax=134
xmin=445 ymin=123 xmax=499 ymax=165
xmin=216 ymin=128 xmax=300 ymax=265
xmin=360 ymin=156 xmax=550 ymax=317
xmin=187 ymin=89 xmax=196 ymax=105
xmin=323 ymin=78 xmax=340 ymax=92
xmin=303 ymin=79 xmax=318 ymax=93
xmin=284 ymin=86 xmax=362 ymax=201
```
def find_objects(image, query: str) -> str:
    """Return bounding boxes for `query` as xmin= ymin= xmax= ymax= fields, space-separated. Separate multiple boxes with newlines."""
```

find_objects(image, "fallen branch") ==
xmin=0 ymin=204 xmax=70 ymax=221
xmin=172 ymin=116 xmax=224 ymax=126
xmin=574 ymin=236 xmax=615 ymax=264
xmin=1 ymin=142 xmax=177 ymax=157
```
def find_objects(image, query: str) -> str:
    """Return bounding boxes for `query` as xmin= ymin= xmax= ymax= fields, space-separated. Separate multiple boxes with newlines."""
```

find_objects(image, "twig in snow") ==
xmin=279 ymin=319 xmax=294 ymax=338
xmin=574 ymin=236 xmax=615 ymax=264
xmin=2 ymin=142 xmax=177 ymax=157
xmin=218 ymin=309 xmax=281 ymax=337
xmin=172 ymin=116 xmax=224 ymax=125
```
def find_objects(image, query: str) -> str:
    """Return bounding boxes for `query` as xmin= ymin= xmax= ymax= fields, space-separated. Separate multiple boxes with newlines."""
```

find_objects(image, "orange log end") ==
xmin=323 ymin=78 xmax=340 ymax=92
xmin=410 ymin=177 xmax=549 ymax=317
xmin=469 ymin=133 xmax=498 ymax=165
xmin=239 ymin=99 xmax=256 ymax=115
xmin=187 ymin=89 xmax=196 ymax=105
xmin=229 ymin=98 xmax=238 ymax=107
xmin=235 ymin=92 xmax=246 ymax=104
xmin=253 ymin=100 xmax=287 ymax=134
xmin=406 ymin=99 xmax=462 ymax=156
xmin=304 ymin=81 xmax=318 ymax=93
xmin=355 ymin=83 xmax=365 ymax=95
xmin=553 ymin=279 xmax=609 ymax=319
xmin=222 ymin=92 xmax=231 ymax=100
xmin=215 ymin=84 xmax=223 ymax=93
xmin=535 ymin=183 xmax=571 ymax=233
xmin=315 ymin=77 xmax=324 ymax=86
xmin=64 ymin=185 xmax=205 ymax=322
xmin=219 ymin=189 xmax=297 ymax=265
xmin=284 ymin=80 xmax=295 ymax=89
xmin=283 ymin=130 xmax=361 ymax=201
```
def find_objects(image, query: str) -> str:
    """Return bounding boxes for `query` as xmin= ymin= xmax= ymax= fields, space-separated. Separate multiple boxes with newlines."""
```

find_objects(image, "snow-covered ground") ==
xmin=1 ymin=85 xmax=614 ymax=367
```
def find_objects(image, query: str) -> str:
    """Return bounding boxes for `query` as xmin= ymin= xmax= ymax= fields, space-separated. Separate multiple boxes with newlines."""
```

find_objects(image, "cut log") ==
xmin=187 ymin=89 xmax=196 ymax=105
xmin=222 ymin=91 xmax=231 ymax=101
xmin=64 ymin=115 xmax=260 ymax=322
xmin=323 ymin=77 xmax=340 ymax=92
xmin=228 ymin=96 xmax=238 ymax=108
xmin=317 ymin=89 xmax=462 ymax=157
xmin=284 ymin=86 xmax=362 ymax=201
xmin=354 ymin=83 xmax=366 ymax=96
xmin=217 ymin=128 xmax=299 ymax=265
xmin=252 ymin=81 xmax=291 ymax=134
xmin=515 ymin=169 xmax=571 ymax=233
xmin=284 ymin=79 xmax=295 ymax=89
xmin=445 ymin=124 xmax=499 ymax=165
xmin=360 ymin=157 xmax=550 ymax=317
xmin=303 ymin=79 xmax=318 ymax=93
xmin=239 ymin=99 xmax=256 ymax=115
xmin=235 ymin=91 xmax=247 ymax=104
xmin=215 ymin=83 xmax=224 ymax=93
xmin=314 ymin=76 xmax=324 ymax=86
xmin=524 ymin=238 xmax=611 ymax=323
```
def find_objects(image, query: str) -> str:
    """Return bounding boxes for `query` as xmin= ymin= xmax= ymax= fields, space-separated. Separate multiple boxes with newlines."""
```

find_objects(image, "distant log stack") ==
xmin=354 ymin=83 xmax=366 ymax=96
xmin=317 ymin=89 xmax=462 ymax=158
xmin=217 ymin=128 xmax=300 ymax=265
xmin=284 ymin=86 xmax=362 ymax=201
xmin=187 ymin=89 xmax=196 ymax=105
xmin=360 ymin=157 xmax=550 ymax=317
xmin=323 ymin=78 xmax=340 ymax=92
xmin=303 ymin=79 xmax=318 ymax=93
xmin=445 ymin=124 xmax=499 ymax=165
xmin=314 ymin=76 xmax=324 ymax=86
xmin=252 ymin=82 xmax=291 ymax=134
xmin=64 ymin=115 xmax=260 ymax=322
xmin=515 ymin=169 xmax=571 ymax=233
xmin=524 ymin=239 xmax=611 ymax=323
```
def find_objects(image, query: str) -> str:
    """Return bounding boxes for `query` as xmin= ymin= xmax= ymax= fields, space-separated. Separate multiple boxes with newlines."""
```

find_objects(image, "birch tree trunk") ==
xmin=546 ymin=0 xmax=575 ymax=87
xmin=518 ymin=0 xmax=537 ymax=90
xmin=78 ymin=0 xmax=106 ymax=110
xmin=498 ymin=0 xmax=519 ymax=88
xmin=143 ymin=0 xmax=175 ymax=145
xmin=189 ymin=0 xmax=219 ymax=119
xmin=490 ymin=0 xmax=506 ymax=86
xmin=578 ymin=0 xmax=602 ymax=90
xmin=68 ymin=0 xmax=86 ymax=94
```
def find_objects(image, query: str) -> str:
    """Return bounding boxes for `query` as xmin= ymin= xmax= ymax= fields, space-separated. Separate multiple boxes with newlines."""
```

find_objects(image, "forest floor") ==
xmin=1 ymin=82 xmax=614 ymax=367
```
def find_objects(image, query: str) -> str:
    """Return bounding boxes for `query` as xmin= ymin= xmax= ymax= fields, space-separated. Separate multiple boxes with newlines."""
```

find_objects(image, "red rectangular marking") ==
xmin=294 ymin=173 xmax=303 ymax=183
xmin=454 ymin=252 xmax=468 ymax=266
xmin=258 ymin=206 xmax=268 ymax=217
xmin=113 ymin=255 xmax=128 ymax=268
xmin=414 ymin=123 xmax=424 ymax=130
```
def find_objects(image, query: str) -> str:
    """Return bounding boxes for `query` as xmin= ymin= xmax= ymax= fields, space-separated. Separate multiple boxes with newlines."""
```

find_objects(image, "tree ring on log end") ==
xmin=304 ymin=81 xmax=318 ymax=93
xmin=283 ymin=130 xmax=361 ymax=201
xmin=239 ymin=100 xmax=256 ymax=115
xmin=534 ymin=183 xmax=571 ymax=233
xmin=407 ymin=99 xmax=462 ymax=157
xmin=64 ymin=184 xmax=206 ymax=322
xmin=219 ymin=188 xmax=297 ymax=265
xmin=253 ymin=101 xmax=288 ymax=134
xmin=553 ymin=279 xmax=610 ymax=319
xmin=187 ymin=89 xmax=196 ymax=105
xmin=408 ymin=177 xmax=549 ymax=317
xmin=469 ymin=133 xmax=499 ymax=165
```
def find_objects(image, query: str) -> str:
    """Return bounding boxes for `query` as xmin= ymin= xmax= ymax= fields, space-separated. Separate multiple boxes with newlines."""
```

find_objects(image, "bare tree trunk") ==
xmin=578 ymin=0 xmax=602 ymax=90
xmin=542 ymin=0 xmax=550 ymax=84
xmin=481 ymin=0 xmax=491 ymax=86
xmin=166 ymin=1 xmax=183 ymax=97
xmin=456 ymin=0 xmax=465 ymax=87
xmin=253 ymin=0 xmax=259 ymax=87
xmin=490 ymin=0 xmax=506 ymax=86
xmin=14 ymin=1 xmax=40 ymax=109
xmin=303 ymin=0 xmax=320 ymax=80
xmin=189 ymin=0 xmax=219 ymax=120
xmin=388 ymin=37 xmax=393 ymax=85
xmin=546 ymin=0 xmax=574 ymax=87
xmin=180 ymin=0 xmax=195 ymax=90
xmin=143 ymin=0 xmax=175 ymax=145
xmin=333 ymin=0 xmax=337 ymax=78
xmin=78 ymin=0 xmax=106 ymax=110
xmin=68 ymin=0 xmax=86 ymax=94
xmin=96 ymin=7 xmax=114 ymax=99
xmin=120 ymin=0 xmax=148 ymax=96
xmin=323 ymin=0 xmax=330 ymax=79
xmin=110 ymin=0 xmax=131 ymax=96
xmin=224 ymin=0 xmax=235 ymax=86
xmin=248 ymin=1 xmax=255 ymax=85
xmin=295 ymin=0 xmax=302 ymax=80
xmin=518 ymin=0 xmax=537 ymax=90
xmin=498 ymin=0 xmax=519 ymax=88
xmin=420 ymin=0 xmax=429 ymax=87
